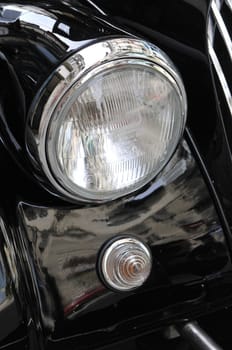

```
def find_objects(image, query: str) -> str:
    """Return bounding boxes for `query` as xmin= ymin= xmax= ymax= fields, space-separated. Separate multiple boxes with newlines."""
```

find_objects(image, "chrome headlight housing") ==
xmin=26 ymin=37 xmax=187 ymax=203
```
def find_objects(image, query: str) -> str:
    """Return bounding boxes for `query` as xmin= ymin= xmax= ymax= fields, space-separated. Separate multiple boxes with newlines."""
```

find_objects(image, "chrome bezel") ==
xmin=26 ymin=37 xmax=187 ymax=203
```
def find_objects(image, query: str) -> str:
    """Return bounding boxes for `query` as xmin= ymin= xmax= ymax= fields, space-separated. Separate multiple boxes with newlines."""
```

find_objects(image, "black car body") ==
xmin=0 ymin=0 xmax=231 ymax=349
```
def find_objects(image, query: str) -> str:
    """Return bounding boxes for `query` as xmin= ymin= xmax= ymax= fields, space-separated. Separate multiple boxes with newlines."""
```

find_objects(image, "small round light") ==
xmin=98 ymin=237 xmax=152 ymax=292
xmin=27 ymin=38 xmax=187 ymax=203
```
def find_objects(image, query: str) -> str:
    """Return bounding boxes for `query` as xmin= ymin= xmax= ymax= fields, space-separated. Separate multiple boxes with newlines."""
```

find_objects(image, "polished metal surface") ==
xmin=211 ymin=0 xmax=232 ymax=62
xmin=84 ymin=0 xmax=107 ymax=15
xmin=225 ymin=0 xmax=232 ymax=11
xmin=178 ymin=322 xmax=223 ymax=350
xmin=26 ymin=37 xmax=187 ymax=203
xmin=208 ymin=0 xmax=232 ymax=117
xmin=19 ymin=140 xmax=230 ymax=328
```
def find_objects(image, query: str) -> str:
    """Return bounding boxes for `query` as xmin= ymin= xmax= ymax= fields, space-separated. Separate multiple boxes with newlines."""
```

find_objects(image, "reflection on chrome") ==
xmin=208 ymin=0 xmax=232 ymax=117
xmin=26 ymin=37 xmax=187 ymax=203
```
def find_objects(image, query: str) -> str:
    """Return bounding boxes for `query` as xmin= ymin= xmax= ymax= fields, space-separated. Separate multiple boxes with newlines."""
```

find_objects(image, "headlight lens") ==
xmin=27 ymin=38 xmax=187 ymax=203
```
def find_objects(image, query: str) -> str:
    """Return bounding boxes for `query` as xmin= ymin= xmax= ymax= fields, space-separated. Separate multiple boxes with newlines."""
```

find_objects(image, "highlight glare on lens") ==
xmin=28 ymin=38 xmax=187 ymax=203
xmin=47 ymin=64 xmax=184 ymax=201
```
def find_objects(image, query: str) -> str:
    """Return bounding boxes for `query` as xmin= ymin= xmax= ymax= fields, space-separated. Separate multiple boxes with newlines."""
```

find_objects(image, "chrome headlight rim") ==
xmin=26 ymin=37 xmax=187 ymax=203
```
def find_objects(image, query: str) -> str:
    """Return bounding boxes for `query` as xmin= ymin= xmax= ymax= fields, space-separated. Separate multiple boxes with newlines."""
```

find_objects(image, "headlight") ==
xmin=27 ymin=38 xmax=187 ymax=203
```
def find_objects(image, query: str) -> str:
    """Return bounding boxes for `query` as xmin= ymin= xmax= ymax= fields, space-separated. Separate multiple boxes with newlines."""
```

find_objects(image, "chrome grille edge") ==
xmin=208 ymin=0 xmax=232 ymax=117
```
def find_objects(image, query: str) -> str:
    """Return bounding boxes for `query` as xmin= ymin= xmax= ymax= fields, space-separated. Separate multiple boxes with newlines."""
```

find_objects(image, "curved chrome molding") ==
xmin=211 ymin=0 xmax=232 ymax=62
xmin=208 ymin=42 xmax=232 ymax=116
xmin=84 ymin=0 xmax=107 ymax=15
xmin=226 ymin=0 xmax=232 ymax=12
xmin=208 ymin=0 xmax=232 ymax=117
xmin=26 ymin=37 xmax=187 ymax=203
xmin=178 ymin=322 xmax=223 ymax=350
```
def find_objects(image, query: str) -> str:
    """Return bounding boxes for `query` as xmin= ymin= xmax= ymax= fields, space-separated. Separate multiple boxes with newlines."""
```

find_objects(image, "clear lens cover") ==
xmin=28 ymin=38 xmax=187 ymax=203
xmin=47 ymin=63 xmax=184 ymax=201
xmin=99 ymin=237 xmax=152 ymax=291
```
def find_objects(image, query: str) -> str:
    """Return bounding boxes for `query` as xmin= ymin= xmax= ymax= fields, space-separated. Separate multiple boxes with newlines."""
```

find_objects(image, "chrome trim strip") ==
xmin=225 ymin=0 xmax=232 ymax=12
xmin=178 ymin=322 xmax=223 ymax=350
xmin=211 ymin=0 xmax=232 ymax=62
xmin=208 ymin=41 xmax=232 ymax=116
xmin=84 ymin=0 xmax=107 ymax=15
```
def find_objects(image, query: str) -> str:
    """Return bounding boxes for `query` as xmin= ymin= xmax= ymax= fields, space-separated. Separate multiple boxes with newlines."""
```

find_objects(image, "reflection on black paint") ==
xmin=18 ymin=141 xmax=231 ymax=340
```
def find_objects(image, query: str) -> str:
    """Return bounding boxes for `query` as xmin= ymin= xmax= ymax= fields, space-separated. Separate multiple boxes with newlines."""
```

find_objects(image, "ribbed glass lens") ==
xmin=99 ymin=237 xmax=152 ymax=291
xmin=47 ymin=64 xmax=184 ymax=201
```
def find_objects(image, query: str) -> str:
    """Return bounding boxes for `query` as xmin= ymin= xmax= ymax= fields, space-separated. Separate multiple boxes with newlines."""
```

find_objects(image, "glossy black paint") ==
xmin=14 ymin=139 xmax=231 ymax=348
xmin=93 ymin=0 xmax=210 ymax=49
xmin=0 ymin=4 xmax=107 ymax=204
xmin=0 ymin=1 xmax=231 ymax=349
xmin=0 ymin=51 xmax=29 ymax=180
xmin=0 ymin=2 xmax=132 ymax=202
xmin=0 ymin=1 xmax=125 ymax=112
xmin=91 ymin=0 xmax=232 ymax=240
xmin=0 ymin=214 xmax=22 ymax=342
xmin=0 ymin=0 xmax=231 ymax=235
xmin=0 ymin=198 xmax=44 ymax=350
